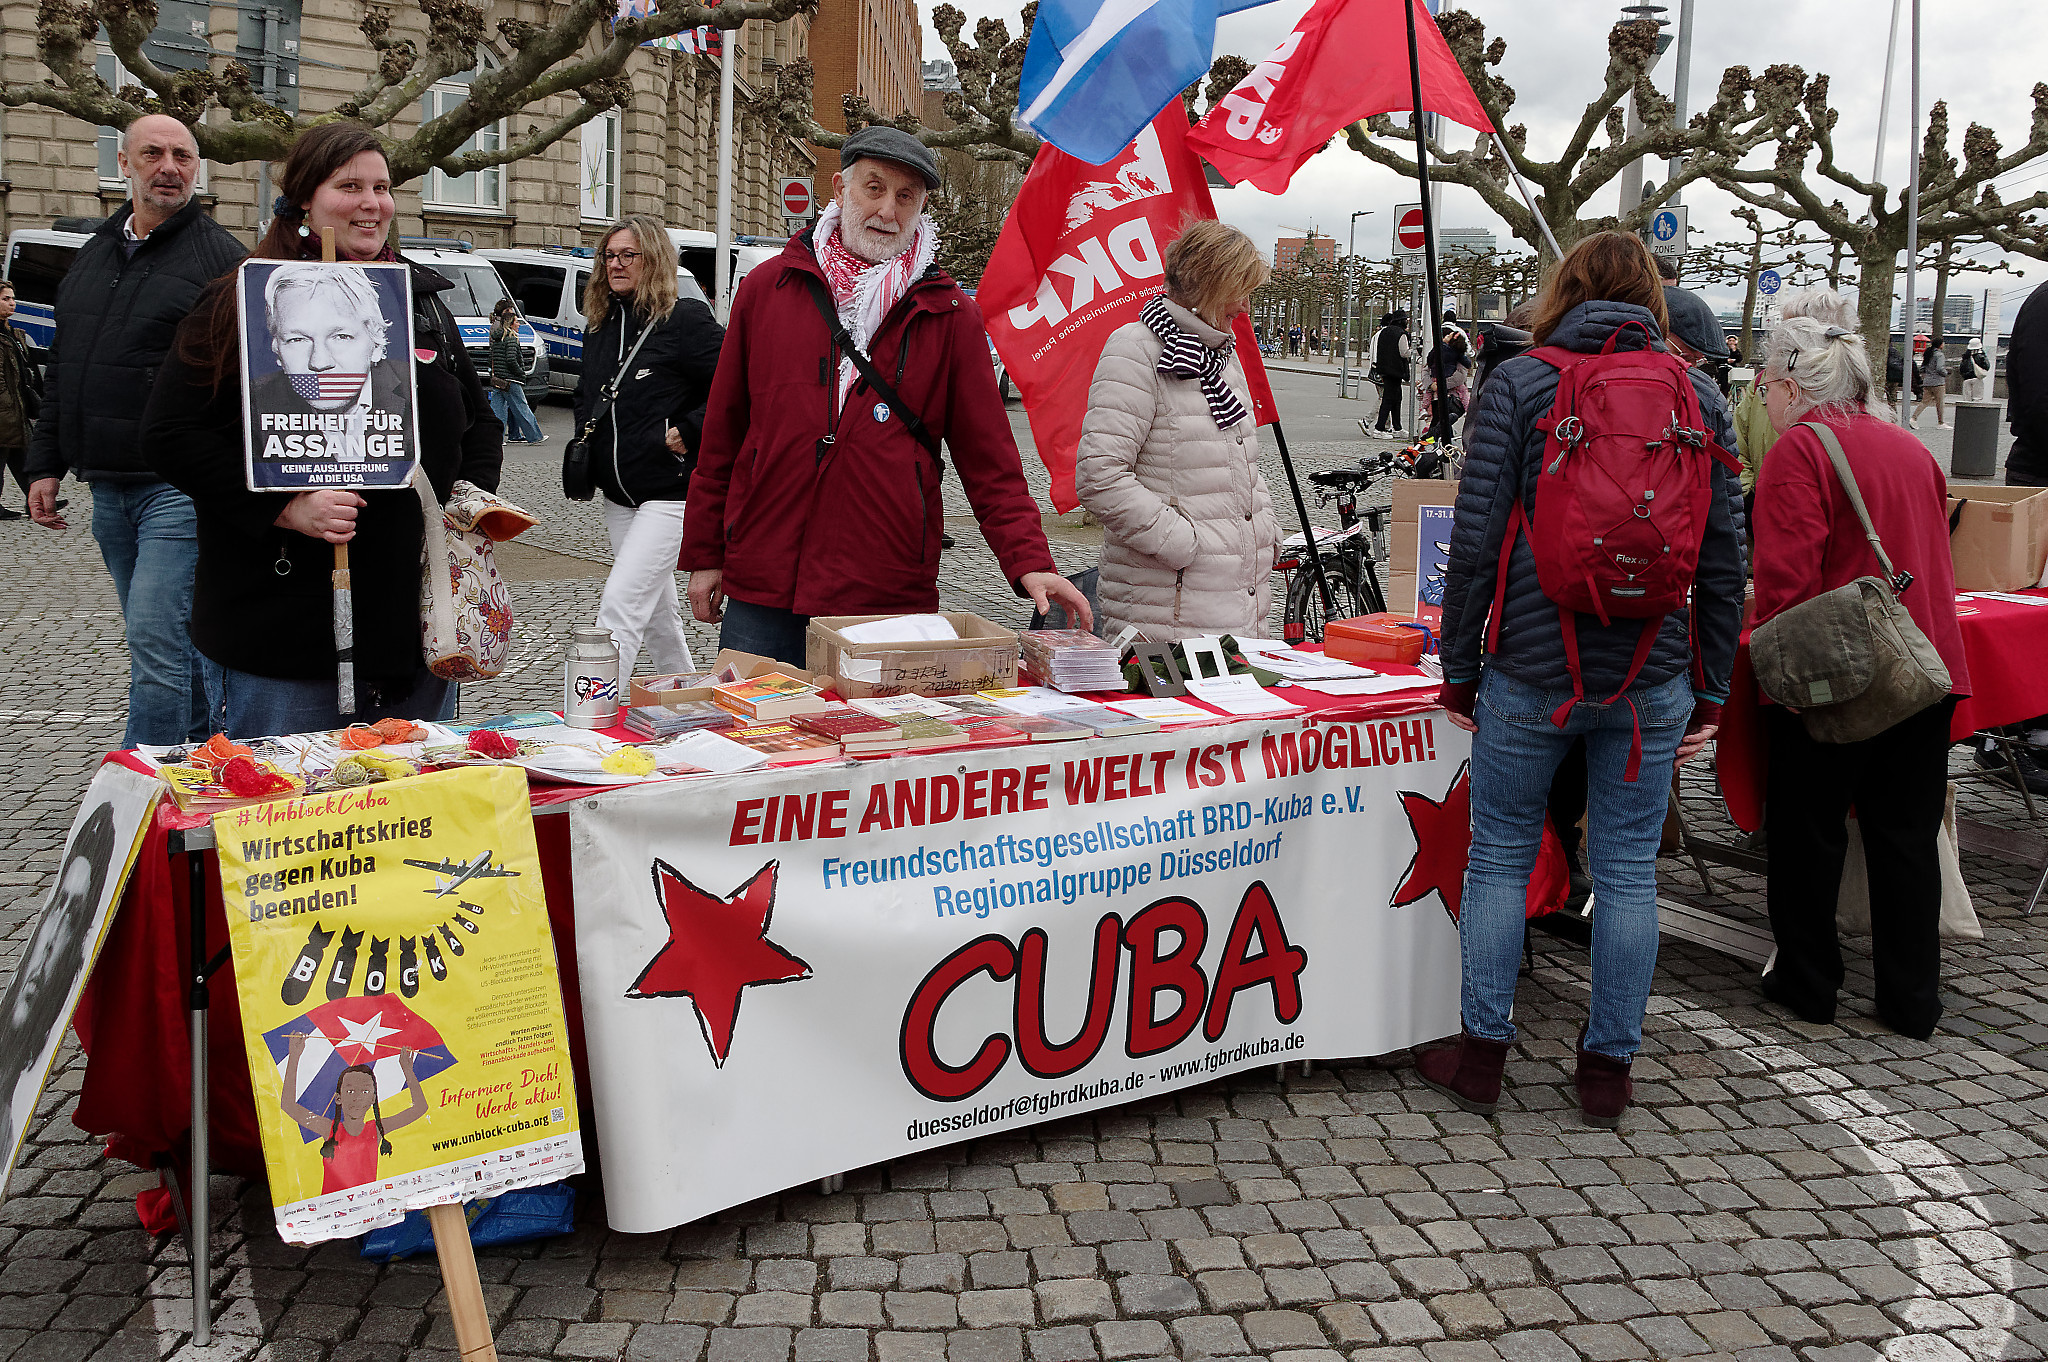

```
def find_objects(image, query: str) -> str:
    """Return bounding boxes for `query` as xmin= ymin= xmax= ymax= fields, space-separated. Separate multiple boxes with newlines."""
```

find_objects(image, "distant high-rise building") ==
xmin=1439 ymin=227 xmax=1498 ymax=258
xmin=923 ymin=59 xmax=961 ymax=91
xmin=811 ymin=0 xmax=925 ymax=196
xmin=1275 ymin=235 xmax=1337 ymax=269
xmin=1897 ymin=295 xmax=1977 ymax=335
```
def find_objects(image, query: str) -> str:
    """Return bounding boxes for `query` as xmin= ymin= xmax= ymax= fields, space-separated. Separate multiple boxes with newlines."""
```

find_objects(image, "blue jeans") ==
xmin=718 ymin=598 xmax=810 ymax=668
xmin=91 ymin=480 xmax=208 ymax=747
xmin=1461 ymin=668 xmax=1693 ymax=1060
xmin=201 ymin=660 xmax=454 ymax=739
xmin=487 ymin=385 xmax=544 ymax=442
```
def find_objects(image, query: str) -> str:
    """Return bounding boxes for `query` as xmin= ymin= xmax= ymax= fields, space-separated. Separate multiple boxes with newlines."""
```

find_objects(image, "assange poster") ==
xmin=571 ymin=716 xmax=1468 ymax=1233
xmin=0 ymin=763 xmax=161 ymax=1198
xmin=236 ymin=258 xmax=421 ymax=492
xmin=215 ymin=766 xmax=581 ymax=1244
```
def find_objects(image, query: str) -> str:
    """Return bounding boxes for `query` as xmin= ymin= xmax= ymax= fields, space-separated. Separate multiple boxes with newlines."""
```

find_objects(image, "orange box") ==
xmin=1324 ymin=613 xmax=1427 ymax=666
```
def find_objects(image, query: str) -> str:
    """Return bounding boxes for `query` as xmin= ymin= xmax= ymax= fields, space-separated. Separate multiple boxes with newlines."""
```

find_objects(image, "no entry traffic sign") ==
xmin=1393 ymin=204 xmax=1426 ymax=254
xmin=779 ymin=177 xmax=815 ymax=220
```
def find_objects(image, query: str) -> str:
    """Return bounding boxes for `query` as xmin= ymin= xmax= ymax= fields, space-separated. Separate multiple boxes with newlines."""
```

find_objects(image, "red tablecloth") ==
xmin=1715 ymin=591 xmax=2048 ymax=831
xmin=70 ymin=681 xmax=1449 ymax=1180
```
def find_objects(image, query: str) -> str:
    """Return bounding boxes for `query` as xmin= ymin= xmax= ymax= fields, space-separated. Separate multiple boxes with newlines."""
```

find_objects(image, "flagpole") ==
xmin=1492 ymin=132 xmax=1564 ymax=261
xmin=1404 ymin=0 xmax=1452 ymax=446
xmin=714 ymin=24 xmax=736 ymax=323
xmin=1272 ymin=419 xmax=1336 ymax=630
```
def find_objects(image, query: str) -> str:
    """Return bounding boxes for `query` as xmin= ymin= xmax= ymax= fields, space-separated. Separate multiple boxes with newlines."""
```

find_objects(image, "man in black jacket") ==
xmin=24 ymin=114 xmax=245 ymax=746
xmin=2006 ymin=286 xmax=2048 ymax=486
xmin=0 ymin=281 xmax=41 ymax=519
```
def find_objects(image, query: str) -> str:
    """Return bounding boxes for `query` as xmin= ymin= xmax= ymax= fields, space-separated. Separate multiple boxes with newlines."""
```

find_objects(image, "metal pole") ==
xmin=1665 ymin=0 xmax=1695 ymax=201
xmin=1493 ymin=134 xmax=1565 ymax=261
xmin=714 ymin=24 xmax=736 ymax=323
xmin=1272 ymin=419 xmax=1336 ymax=626
xmin=1404 ymin=0 xmax=1453 ymax=447
xmin=1873 ymin=0 xmax=1904 ymax=183
xmin=185 ymin=840 xmax=211 ymax=1347
xmin=1899 ymin=0 xmax=1920 ymax=427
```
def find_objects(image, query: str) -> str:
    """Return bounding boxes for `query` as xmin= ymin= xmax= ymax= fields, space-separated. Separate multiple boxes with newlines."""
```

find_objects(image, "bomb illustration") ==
xmin=281 ymin=923 xmax=335 ymax=1006
xmin=458 ymin=900 xmax=485 ymax=919
xmin=399 ymin=936 xmax=420 ymax=998
xmin=451 ymin=912 xmax=479 ymax=935
xmin=436 ymin=921 xmax=465 ymax=956
xmin=422 ymin=933 xmax=448 ymax=981
xmin=325 ymin=927 xmax=364 ymax=999
xmin=362 ymin=937 xmax=391 ymax=995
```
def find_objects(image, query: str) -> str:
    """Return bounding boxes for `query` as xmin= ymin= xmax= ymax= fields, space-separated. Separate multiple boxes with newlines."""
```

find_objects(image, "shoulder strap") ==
xmin=574 ymin=313 xmax=658 ymax=442
xmin=800 ymin=273 xmax=942 ymax=463
xmin=1798 ymin=420 xmax=1908 ymax=592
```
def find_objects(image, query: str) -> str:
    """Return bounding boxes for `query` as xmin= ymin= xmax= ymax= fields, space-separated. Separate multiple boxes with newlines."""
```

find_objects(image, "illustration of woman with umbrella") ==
xmin=281 ymin=1029 xmax=428 ymax=1193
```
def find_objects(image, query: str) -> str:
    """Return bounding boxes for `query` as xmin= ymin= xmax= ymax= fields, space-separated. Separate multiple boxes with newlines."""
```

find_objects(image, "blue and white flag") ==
xmin=1017 ymin=0 xmax=1279 ymax=166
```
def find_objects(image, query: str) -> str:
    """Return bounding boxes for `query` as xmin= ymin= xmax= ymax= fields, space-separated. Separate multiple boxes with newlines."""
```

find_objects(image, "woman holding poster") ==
xmin=142 ymin=123 xmax=501 ymax=735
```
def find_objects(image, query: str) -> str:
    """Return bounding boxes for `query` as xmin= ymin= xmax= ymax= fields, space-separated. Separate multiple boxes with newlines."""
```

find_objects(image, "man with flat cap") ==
xmin=683 ymin=125 xmax=1089 ymax=665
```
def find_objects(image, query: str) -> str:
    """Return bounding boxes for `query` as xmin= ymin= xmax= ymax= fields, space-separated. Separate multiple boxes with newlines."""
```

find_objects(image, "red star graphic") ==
xmin=1392 ymin=761 xmax=1473 ymax=922
xmin=627 ymin=860 xmax=811 ymax=1066
xmin=1390 ymin=761 xmax=1570 ymax=923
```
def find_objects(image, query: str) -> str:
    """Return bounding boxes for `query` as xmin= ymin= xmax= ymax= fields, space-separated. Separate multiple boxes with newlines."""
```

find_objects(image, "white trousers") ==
xmin=598 ymin=498 xmax=695 ymax=685
xmin=1963 ymin=377 xmax=1988 ymax=402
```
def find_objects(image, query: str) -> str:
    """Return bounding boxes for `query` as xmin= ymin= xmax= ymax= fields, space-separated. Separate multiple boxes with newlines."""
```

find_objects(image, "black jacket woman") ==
xmin=141 ymin=122 xmax=501 ymax=737
xmin=1372 ymin=311 xmax=1411 ymax=434
xmin=574 ymin=213 xmax=725 ymax=684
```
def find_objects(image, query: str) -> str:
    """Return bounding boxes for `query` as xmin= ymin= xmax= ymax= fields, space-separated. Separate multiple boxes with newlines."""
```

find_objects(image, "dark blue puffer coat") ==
xmin=1439 ymin=300 xmax=1746 ymax=703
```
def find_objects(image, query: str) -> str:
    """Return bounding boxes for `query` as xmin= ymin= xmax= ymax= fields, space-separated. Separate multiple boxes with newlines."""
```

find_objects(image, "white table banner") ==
xmin=569 ymin=715 xmax=1468 ymax=1232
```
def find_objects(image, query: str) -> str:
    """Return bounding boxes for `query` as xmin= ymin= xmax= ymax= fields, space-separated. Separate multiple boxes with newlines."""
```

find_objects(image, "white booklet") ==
xmin=847 ymin=693 xmax=963 ymax=718
xmin=1298 ymin=675 xmax=1442 ymax=696
xmin=657 ymin=729 xmax=771 ymax=774
xmin=1182 ymin=674 xmax=1302 ymax=716
xmin=1104 ymin=697 xmax=1225 ymax=725
xmin=979 ymin=686 xmax=1104 ymax=716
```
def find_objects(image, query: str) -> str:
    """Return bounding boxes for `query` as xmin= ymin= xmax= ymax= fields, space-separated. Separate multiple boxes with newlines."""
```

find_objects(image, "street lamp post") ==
xmin=1339 ymin=210 xmax=1373 ymax=399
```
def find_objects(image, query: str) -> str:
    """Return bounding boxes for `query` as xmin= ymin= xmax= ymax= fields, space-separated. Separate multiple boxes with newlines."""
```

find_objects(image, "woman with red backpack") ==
xmin=1421 ymin=232 xmax=1746 ymax=1128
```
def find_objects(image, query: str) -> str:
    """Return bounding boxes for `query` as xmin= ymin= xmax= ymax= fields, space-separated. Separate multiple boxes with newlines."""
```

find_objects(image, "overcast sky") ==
xmin=923 ymin=0 xmax=2048 ymax=329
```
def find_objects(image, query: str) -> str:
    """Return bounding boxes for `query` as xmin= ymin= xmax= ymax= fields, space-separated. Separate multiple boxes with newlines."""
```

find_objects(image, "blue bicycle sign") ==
xmin=1758 ymin=269 xmax=1783 ymax=296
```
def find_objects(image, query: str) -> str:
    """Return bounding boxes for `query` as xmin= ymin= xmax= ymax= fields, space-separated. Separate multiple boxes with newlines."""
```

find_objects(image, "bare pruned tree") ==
xmin=1683 ymin=207 xmax=1833 ymax=360
xmin=4 ymin=0 xmax=815 ymax=181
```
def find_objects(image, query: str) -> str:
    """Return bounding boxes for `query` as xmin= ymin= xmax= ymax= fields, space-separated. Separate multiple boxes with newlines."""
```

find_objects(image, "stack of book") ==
xmin=624 ymin=700 xmax=734 ymax=740
xmin=886 ymin=716 xmax=971 ymax=751
xmin=792 ymin=708 xmax=914 ymax=755
xmin=720 ymin=722 xmax=842 ymax=763
xmin=1019 ymin=630 xmax=1124 ymax=693
xmin=711 ymin=673 xmax=830 ymax=722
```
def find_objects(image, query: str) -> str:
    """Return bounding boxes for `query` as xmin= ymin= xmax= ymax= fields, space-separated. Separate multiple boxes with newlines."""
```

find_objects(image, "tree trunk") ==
xmin=1827 ymin=239 xmax=1844 ymax=291
xmin=1928 ymin=238 xmax=1955 ymax=350
xmin=1737 ymin=232 xmax=1762 ymax=365
xmin=1855 ymin=247 xmax=1896 ymax=374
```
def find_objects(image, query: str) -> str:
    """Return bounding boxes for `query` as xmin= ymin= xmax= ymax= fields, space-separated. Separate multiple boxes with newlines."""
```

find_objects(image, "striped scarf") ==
xmin=1140 ymin=294 xmax=1249 ymax=430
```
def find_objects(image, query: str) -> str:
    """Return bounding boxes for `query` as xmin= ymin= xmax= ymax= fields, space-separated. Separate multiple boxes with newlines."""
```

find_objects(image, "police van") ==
xmin=2 ymin=222 xmax=97 ymax=367
xmin=667 ymin=229 xmax=781 ymax=310
xmin=397 ymin=239 xmax=548 ymax=404
xmin=479 ymin=245 xmax=710 ymax=398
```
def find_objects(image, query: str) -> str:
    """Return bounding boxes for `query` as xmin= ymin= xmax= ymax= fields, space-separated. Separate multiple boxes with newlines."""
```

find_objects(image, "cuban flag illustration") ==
xmin=290 ymin=372 xmax=367 ymax=404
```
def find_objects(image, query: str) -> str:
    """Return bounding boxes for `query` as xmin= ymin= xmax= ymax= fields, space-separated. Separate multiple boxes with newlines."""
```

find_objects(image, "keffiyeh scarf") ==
xmin=815 ymin=199 xmax=939 ymax=403
xmin=1140 ymin=294 xmax=1249 ymax=430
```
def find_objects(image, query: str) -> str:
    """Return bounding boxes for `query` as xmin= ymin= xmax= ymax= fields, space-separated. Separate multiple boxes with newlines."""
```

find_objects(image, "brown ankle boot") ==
xmin=1575 ymin=1040 xmax=1633 ymax=1128
xmin=1414 ymin=1031 xmax=1512 ymax=1114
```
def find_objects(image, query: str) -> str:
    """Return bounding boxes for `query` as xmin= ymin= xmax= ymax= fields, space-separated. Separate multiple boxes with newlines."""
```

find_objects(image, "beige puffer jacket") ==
xmin=1077 ymin=302 xmax=1281 ymax=642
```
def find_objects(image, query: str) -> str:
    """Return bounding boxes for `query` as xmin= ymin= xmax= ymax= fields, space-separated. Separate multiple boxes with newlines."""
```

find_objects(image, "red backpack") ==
xmin=1486 ymin=321 xmax=1740 ymax=770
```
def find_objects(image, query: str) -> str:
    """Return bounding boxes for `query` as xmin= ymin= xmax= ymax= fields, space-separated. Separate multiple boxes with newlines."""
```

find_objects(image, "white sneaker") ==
xmin=1938 ymin=422 xmax=1951 ymax=429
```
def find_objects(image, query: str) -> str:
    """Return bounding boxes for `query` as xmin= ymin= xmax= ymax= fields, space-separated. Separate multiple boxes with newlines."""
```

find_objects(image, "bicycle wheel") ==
xmin=1284 ymin=555 xmax=1373 ymax=642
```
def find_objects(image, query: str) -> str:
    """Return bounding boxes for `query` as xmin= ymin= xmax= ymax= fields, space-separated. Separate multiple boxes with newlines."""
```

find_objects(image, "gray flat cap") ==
xmin=840 ymin=126 xmax=942 ymax=191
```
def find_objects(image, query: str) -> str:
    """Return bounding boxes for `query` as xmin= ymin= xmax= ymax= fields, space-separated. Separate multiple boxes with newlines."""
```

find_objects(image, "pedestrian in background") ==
xmin=1960 ymin=336 xmax=1992 ymax=402
xmin=23 ymin=114 xmax=244 ymax=747
xmin=1912 ymin=334 xmax=1948 ymax=429
xmin=142 ymin=121 xmax=501 ymax=735
xmin=578 ymin=215 xmax=723 ymax=684
xmin=1885 ymin=343 xmax=1905 ymax=407
xmin=1078 ymin=221 xmax=1278 ymax=643
xmin=1372 ymin=310 xmax=1411 ymax=436
xmin=1424 ymin=231 xmax=1744 ymax=1130
xmin=1749 ymin=292 xmax=1969 ymax=1040
xmin=488 ymin=299 xmax=545 ymax=444
xmin=0 ymin=281 xmax=40 ymax=520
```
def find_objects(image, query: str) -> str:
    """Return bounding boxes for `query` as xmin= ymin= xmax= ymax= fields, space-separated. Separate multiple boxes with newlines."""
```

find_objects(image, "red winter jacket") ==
xmin=1752 ymin=412 xmax=1971 ymax=698
xmin=680 ymin=232 xmax=1056 ymax=615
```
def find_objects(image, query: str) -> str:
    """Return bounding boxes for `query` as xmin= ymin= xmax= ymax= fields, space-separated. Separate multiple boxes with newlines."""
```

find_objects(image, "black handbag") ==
xmin=563 ymin=315 xmax=657 ymax=501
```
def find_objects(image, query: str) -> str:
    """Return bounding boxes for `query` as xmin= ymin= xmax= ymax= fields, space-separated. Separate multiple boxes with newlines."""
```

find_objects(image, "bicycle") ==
xmin=1273 ymin=453 xmax=1400 ymax=643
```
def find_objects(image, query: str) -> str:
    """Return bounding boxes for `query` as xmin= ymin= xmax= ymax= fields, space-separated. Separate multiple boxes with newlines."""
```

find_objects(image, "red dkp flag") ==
xmin=982 ymin=107 xmax=1276 ymax=514
xmin=1186 ymin=0 xmax=1493 ymax=194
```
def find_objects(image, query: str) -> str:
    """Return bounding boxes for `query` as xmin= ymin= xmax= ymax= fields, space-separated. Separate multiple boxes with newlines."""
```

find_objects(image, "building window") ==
xmin=96 ymin=48 xmax=208 ymax=191
xmin=581 ymin=111 xmax=620 ymax=223
xmin=421 ymin=53 xmax=505 ymax=211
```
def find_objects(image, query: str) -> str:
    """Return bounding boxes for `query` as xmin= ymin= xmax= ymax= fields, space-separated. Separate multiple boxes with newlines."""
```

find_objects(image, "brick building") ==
xmin=807 ymin=0 xmax=924 ymax=198
xmin=0 ymin=0 xmax=815 ymax=249
xmin=1274 ymin=234 xmax=1336 ymax=269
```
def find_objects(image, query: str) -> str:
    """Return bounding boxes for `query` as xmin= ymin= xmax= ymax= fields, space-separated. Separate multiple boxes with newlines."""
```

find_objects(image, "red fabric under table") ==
xmin=1715 ymin=590 xmax=2048 ymax=832
xmin=69 ymin=681 xmax=1453 ymax=1184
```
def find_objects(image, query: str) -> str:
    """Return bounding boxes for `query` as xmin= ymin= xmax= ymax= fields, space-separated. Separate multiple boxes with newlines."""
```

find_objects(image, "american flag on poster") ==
xmin=617 ymin=0 xmax=724 ymax=54
xmin=288 ymin=372 xmax=366 ymax=404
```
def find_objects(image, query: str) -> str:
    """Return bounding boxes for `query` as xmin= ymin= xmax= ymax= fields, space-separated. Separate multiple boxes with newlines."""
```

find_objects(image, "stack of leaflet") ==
xmin=1019 ymin=630 xmax=1125 ymax=693
xmin=624 ymin=700 xmax=733 ymax=739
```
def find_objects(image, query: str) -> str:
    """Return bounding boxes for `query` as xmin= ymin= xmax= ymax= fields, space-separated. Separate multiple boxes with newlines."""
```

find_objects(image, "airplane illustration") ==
xmin=403 ymin=851 xmax=521 ymax=897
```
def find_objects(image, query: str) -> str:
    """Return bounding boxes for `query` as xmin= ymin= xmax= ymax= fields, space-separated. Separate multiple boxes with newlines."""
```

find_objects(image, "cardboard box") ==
xmin=1947 ymin=482 xmax=2048 ymax=592
xmin=1388 ymin=480 xmax=1459 ymax=614
xmin=808 ymin=613 xmax=1020 ymax=698
xmin=629 ymin=651 xmax=816 ymax=709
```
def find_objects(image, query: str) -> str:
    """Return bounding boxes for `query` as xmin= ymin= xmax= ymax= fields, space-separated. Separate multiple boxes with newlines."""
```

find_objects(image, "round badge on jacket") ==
xmin=873 ymin=402 xmax=891 ymax=423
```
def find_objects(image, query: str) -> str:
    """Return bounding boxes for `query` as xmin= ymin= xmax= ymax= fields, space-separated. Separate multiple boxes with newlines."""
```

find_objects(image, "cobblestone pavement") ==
xmin=0 ymin=390 xmax=2045 ymax=1362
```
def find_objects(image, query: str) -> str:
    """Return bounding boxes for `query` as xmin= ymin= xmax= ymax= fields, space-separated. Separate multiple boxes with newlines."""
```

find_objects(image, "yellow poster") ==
xmin=216 ymin=766 xmax=582 ymax=1244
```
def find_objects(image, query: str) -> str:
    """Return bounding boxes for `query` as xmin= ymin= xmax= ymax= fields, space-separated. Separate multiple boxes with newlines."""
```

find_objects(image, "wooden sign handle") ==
xmin=427 ymin=1203 xmax=499 ymax=1362
xmin=317 ymin=226 xmax=359 ymax=716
